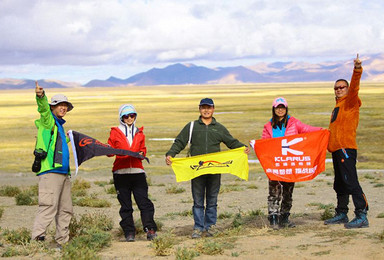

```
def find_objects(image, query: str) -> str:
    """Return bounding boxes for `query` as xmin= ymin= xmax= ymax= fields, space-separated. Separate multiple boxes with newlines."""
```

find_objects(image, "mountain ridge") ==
xmin=1 ymin=54 xmax=384 ymax=89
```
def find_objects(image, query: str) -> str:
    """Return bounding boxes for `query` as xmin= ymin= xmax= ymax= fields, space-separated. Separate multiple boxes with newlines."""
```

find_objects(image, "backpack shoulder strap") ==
xmin=186 ymin=121 xmax=194 ymax=157
xmin=188 ymin=121 xmax=194 ymax=146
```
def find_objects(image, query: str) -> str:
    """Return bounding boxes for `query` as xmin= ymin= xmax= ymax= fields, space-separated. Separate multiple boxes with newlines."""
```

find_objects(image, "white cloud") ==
xmin=0 ymin=0 xmax=383 ymax=82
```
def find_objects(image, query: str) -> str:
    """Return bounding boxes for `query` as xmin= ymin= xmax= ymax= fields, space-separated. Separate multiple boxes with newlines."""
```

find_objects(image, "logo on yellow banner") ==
xmin=190 ymin=160 xmax=233 ymax=170
xmin=171 ymin=147 xmax=249 ymax=182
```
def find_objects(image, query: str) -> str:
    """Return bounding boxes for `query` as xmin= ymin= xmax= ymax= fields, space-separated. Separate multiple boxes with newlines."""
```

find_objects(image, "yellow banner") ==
xmin=171 ymin=147 xmax=249 ymax=182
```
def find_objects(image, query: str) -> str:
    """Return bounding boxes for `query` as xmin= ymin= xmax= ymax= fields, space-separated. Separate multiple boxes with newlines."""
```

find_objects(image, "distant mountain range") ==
xmin=1 ymin=53 xmax=384 ymax=89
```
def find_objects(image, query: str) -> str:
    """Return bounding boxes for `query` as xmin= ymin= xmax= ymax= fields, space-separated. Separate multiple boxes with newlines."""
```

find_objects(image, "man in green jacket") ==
xmin=166 ymin=98 xmax=249 ymax=238
xmin=31 ymin=82 xmax=74 ymax=248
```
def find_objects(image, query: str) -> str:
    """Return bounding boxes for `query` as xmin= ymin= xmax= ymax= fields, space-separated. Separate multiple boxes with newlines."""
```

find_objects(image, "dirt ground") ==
xmin=1 ymin=169 xmax=383 ymax=259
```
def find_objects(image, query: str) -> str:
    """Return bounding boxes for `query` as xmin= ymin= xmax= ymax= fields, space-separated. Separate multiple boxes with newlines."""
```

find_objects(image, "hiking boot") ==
xmin=269 ymin=214 xmax=279 ymax=230
xmin=324 ymin=212 xmax=349 ymax=225
xmin=146 ymin=229 xmax=157 ymax=241
xmin=35 ymin=236 xmax=45 ymax=241
xmin=279 ymin=213 xmax=295 ymax=228
xmin=205 ymin=225 xmax=219 ymax=237
xmin=191 ymin=229 xmax=202 ymax=239
xmin=125 ymin=233 xmax=135 ymax=242
xmin=344 ymin=210 xmax=369 ymax=229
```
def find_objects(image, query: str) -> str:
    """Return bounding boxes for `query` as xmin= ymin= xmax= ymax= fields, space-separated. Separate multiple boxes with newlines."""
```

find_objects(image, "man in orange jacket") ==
xmin=324 ymin=55 xmax=369 ymax=229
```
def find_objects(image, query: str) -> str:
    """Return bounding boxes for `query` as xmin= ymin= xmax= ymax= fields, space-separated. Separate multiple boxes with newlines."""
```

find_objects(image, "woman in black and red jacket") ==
xmin=108 ymin=104 xmax=157 ymax=242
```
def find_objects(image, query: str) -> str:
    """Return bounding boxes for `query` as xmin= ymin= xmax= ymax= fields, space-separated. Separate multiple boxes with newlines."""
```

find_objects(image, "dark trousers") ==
xmin=332 ymin=149 xmax=368 ymax=213
xmin=113 ymin=173 xmax=156 ymax=236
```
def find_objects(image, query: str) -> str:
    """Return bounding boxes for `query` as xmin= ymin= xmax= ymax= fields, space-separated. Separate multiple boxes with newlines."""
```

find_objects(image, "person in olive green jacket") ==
xmin=165 ymin=98 xmax=249 ymax=239
xmin=31 ymin=82 xmax=74 ymax=248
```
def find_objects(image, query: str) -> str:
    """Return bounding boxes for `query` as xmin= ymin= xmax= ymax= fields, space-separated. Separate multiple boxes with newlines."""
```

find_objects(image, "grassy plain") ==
xmin=0 ymin=81 xmax=383 ymax=174
xmin=1 ymin=82 xmax=384 ymax=259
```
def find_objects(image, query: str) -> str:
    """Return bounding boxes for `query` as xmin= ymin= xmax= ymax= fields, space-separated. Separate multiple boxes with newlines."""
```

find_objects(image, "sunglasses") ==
xmin=122 ymin=113 xmax=136 ymax=119
xmin=334 ymin=86 xmax=347 ymax=91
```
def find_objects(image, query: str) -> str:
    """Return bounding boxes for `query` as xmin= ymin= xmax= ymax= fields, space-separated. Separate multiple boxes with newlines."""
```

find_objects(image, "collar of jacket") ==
xmin=198 ymin=116 xmax=216 ymax=125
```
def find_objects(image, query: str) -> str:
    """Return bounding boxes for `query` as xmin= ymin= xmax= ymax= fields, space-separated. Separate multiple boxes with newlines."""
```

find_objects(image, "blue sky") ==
xmin=1 ymin=0 xmax=383 ymax=84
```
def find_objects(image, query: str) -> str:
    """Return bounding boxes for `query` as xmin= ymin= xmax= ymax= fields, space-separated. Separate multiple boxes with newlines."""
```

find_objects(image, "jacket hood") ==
xmin=119 ymin=104 xmax=137 ymax=125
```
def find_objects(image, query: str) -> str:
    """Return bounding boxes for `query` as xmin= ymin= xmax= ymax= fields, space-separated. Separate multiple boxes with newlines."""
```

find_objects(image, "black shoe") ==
xmin=269 ymin=215 xmax=279 ymax=230
xmin=279 ymin=213 xmax=295 ymax=228
xmin=35 ymin=236 xmax=45 ymax=241
xmin=125 ymin=233 xmax=135 ymax=242
xmin=146 ymin=229 xmax=157 ymax=241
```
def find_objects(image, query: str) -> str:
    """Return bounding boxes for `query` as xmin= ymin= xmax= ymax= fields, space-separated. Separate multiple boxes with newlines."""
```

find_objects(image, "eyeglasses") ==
xmin=122 ymin=113 xmax=136 ymax=119
xmin=274 ymin=107 xmax=286 ymax=110
xmin=334 ymin=86 xmax=347 ymax=91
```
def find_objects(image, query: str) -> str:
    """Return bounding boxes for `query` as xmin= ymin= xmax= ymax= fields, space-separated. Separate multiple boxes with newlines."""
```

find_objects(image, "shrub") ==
xmin=94 ymin=180 xmax=108 ymax=187
xmin=195 ymin=239 xmax=224 ymax=255
xmin=26 ymin=184 xmax=39 ymax=196
xmin=150 ymin=232 xmax=176 ymax=256
xmin=175 ymin=247 xmax=200 ymax=260
xmin=166 ymin=210 xmax=193 ymax=218
xmin=166 ymin=185 xmax=185 ymax=194
xmin=247 ymin=184 xmax=258 ymax=189
xmin=2 ymin=227 xmax=31 ymax=245
xmin=0 ymin=207 xmax=4 ymax=219
xmin=232 ymin=213 xmax=244 ymax=228
xmin=72 ymin=178 xmax=91 ymax=190
xmin=61 ymin=246 xmax=100 ymax=260
xmin=105 ymin=185 xmax=116 ymax=194
xmin=1 ymin=246 xmax=29 ymax=257
xmin=62 ymin=228 xmax=111 ymax=259
xmin=218 ymin=212 xmax=233 ymax=219
xmin=312 ymin=250 xmax=331 ymax=256
xmin=377 ymin=213 xmax=384 ymax=218
xmin=72 ymin=188 xmax=87 ymax=197
xmin=71 ymin=228 xmax=111 ymax=250
xmin=69 ymin=212 xmax=114 ymax=238
xmin=219 ymin=184 xmax=244 ymax=194
xmin=321 ymin=208 xmax=334 ymax=221
xmin=378 ymin=230 xmax=384 ymax=242
xmin=0 ymin=185 xmax=21 ymax=197
xmin=15 ymin=191 xmax=38 ymax=206
xmin=307 ymin=202 xmax=334 ymax=210
xmin=73 ymin=193 xmax=111 ymax=208
xmin=248 ymin=209 xmax=264 ymax=217
xmin=363 ymin=174 xmax=375 ymax=179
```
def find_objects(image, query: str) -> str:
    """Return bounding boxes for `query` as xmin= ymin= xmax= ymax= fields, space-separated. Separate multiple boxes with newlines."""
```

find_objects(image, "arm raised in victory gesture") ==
xmin=35 ymin=81 xmax=44 ymax=98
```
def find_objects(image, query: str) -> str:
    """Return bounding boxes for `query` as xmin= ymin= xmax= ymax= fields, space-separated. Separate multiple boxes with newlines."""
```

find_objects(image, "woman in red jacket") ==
xmin=262 ymin=97 xmax=322 ymax=229
xmin=108 ymin=104 xmax=157 ymax=242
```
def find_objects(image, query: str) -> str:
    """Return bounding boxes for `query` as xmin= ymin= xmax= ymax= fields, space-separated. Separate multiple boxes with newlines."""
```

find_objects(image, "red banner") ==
xmin=253 ymin=129 xmax=330 ymax=182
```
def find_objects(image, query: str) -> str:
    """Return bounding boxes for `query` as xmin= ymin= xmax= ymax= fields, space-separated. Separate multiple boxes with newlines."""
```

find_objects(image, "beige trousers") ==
xmin=32 ymin=173 xmax=73 ymax=244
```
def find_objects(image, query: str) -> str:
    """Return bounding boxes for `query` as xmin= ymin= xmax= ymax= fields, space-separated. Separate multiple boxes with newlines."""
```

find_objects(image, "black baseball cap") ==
xmin=199 ymin=98 xmax=214 ymax=107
